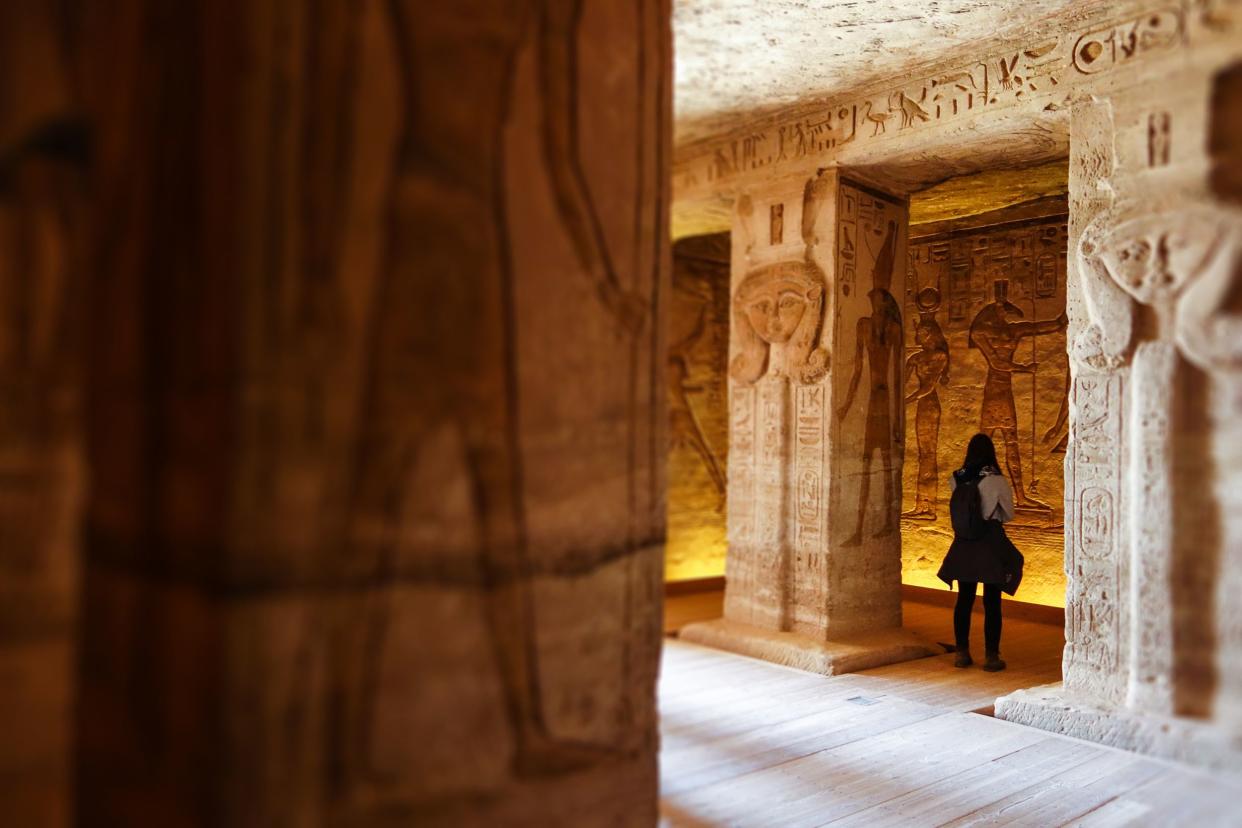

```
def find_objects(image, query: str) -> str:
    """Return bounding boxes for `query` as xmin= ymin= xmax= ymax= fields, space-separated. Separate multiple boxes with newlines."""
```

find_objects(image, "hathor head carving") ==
xmin=730 ymin=261 xmax=829 ymax=385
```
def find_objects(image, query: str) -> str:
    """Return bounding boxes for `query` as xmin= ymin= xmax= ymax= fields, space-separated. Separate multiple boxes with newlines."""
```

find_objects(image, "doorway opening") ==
xmin=901 ymin=162 xmax=1071 ymax=611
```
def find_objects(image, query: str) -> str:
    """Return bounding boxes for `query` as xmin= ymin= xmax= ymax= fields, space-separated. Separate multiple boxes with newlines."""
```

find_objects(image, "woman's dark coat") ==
xmin=936 ymin=471 xmax=1024 ymax=596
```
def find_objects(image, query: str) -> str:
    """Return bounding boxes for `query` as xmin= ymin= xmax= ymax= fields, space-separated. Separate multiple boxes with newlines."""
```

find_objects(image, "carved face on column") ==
xmin=731 ymin=261 xmax=828 ymax=385
xmin=1082 ymin=209 xmax=1242 ymax=373
xmin=1084 ymin=212 xmax=1223 ymax=306
xmin=744 ymin=286 xmax=809 ymax=344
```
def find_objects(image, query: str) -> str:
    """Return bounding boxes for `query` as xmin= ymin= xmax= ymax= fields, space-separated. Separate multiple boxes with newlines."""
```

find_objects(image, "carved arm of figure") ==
xmin=1013 ymin=310 xmax=1069 ymax=340
xmin=904 ymin=351 xmax=947 ymax=405
xmin=973 ymin=330 xmax=1028 ymax=373
xmin=538 ymin=0 xmax=646 ymax=334
xmin=902 ymin=356 xmax=920 ymax=405
xmin=836 ymin=316 xmax=869 ymax=419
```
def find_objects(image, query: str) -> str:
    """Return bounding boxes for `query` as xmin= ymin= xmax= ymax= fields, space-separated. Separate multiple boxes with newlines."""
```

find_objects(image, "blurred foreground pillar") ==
xmin=0 ymin=5 xmax=87 ymax=826
xmin=77 ymin=1 xmax=669 ymax=825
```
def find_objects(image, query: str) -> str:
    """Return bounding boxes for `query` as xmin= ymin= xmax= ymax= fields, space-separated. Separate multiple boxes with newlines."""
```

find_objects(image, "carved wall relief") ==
xmin=900 ymin=213 xmax=1069 ymax=605
xmin=835 ymin=183 xmax=906 ymax=549
xmin=969 ymin=278 xmax=1068 ymax=510
xmin=902 ymin=287 xmax=950 ymax=520
xmin=667 ymin=235 xmax=731 ymax=581
xmin=730 ymin=260 xmax=829 ymax=386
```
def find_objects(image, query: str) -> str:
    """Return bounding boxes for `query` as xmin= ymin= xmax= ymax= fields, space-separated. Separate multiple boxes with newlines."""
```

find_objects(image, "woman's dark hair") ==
xmin=960 ymin=433 xmax=1000 ymax=479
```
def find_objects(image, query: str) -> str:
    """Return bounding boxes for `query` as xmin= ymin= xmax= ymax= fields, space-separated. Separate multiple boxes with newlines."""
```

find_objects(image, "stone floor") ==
xmin=659 ymin=594 xmax=1242 ymax=826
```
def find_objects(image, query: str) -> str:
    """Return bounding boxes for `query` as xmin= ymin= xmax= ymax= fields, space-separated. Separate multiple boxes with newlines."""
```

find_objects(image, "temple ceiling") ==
xmin=673 ymin=0 xmax=1128 ymax=145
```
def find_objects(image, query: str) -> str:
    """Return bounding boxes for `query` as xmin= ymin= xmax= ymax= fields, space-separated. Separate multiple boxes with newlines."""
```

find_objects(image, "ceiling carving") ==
xmin=674 ymin=0 xmax=1130 ymax=144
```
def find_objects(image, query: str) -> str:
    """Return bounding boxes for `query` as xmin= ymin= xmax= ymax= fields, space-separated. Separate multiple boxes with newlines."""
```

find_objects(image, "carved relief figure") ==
xmin=335 ymin=0 xmax=658 ymax=786
xmin=669 ymin=304 xmax=726 ymax=497
xmin=891 ymin=91 xmax=931 ymax=129
xmin=968 ymin=279 xmax=1067 ymax=510
xmin=730 ymin=261 xmax=829 ymax=385
xmin=862 ymin=100 xmax=891 ymax=136
xmin=838 ymin=219 xmax=903 ymax=544
xmin=902 ymin=288 xmax=949 ymax=519
xmin=1043 ymin=364 xmax=1071 ymax=453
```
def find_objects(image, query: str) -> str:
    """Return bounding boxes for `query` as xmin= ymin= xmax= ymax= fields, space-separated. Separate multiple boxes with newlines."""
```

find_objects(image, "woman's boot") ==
xmin=983 ymin=652 xmax=1006 ymax=672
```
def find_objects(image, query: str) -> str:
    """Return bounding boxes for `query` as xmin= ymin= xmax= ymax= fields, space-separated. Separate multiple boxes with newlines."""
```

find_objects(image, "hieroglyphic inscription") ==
xmin=677 ymin=8 xmax=1187 ymax=191
xmin=728 ymin=385 xmax=756 ymax=544
xmin=794 ymin=384 xmax=826 ymax=559
xmin=757 ymin=376 xmax=790 ymax=628
xmin=792 ymin=382 xmax=827 ymax=633
xmin=770 ymin=203 xmax=784 ymax=245
xmin=1072 ymin=9 xmax=1184 ymax=75
xmin=757 ymin=377 xmax=787 ymax=549
xmin=1067 ymin=374 xmax=1124 ymax=675
xmin=838 ymin=188 xmax=859 ymax=298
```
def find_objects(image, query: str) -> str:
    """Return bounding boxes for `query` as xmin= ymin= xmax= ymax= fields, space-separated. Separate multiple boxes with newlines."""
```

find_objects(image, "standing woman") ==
xmin=938 ymin=433 xmax=1024 ymax=672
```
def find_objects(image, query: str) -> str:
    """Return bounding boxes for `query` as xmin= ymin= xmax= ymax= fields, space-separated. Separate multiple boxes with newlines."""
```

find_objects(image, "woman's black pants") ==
xmin=954 ymin=581 xmax=1002 ymax=655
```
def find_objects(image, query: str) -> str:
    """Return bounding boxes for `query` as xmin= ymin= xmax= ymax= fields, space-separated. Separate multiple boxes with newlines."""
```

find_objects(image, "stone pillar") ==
xmin=75 ymin=1 xmax=669 ymax=825
xmin=682 ymin=171 xmax=933 ymax=674
xmin=0 ymin=5 xmax=86 ymax=825
xmin=996 ymin=18 xmax=1242 ymax=773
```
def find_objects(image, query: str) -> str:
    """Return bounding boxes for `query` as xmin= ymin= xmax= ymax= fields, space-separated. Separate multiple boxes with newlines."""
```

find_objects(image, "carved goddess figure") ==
xmin=730 ymin=261 xmax=829 ymax=385
xmin=903 ymin=288 xmax=950 ymax=519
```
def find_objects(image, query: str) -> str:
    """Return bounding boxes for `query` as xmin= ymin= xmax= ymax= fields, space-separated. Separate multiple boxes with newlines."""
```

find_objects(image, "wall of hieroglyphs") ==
xmin=673 ymin=1 xmax=1242 ymax=752
xmin=902 ymin=202 xmax=1070 ymax=607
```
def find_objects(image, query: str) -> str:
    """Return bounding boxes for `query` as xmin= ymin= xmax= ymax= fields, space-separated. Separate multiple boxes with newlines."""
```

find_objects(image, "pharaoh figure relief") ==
xmin=730 ymin=260 xmax=829 ymax=386
xmin=969 ymin=278 xmax=1067 ymax=510
xmin=903 ymin=287 xmax=950 ymax=520
xmin=837 ymin=217 xmax=904 ymax=545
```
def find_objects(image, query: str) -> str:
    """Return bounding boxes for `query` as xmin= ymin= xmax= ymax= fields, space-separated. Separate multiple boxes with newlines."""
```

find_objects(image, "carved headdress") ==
xmin=730 ymin=260 xmax=829 ymax=385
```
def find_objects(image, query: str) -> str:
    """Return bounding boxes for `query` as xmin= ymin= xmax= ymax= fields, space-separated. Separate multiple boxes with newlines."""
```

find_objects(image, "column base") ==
xmin=677 ymin=619 xmax=937 ymax=675
xmin=995 ymin=683 xmax=1242 ymax=775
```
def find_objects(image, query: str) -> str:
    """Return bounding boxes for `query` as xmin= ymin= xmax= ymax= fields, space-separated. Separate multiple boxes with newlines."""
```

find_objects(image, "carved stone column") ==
xmin=996 ymin=39 xmax=1242 ymax=772
xmin=74 ymin=1 xmax=670 ymax=824
xmin=682 ymin=171 xmax=933 ymax=674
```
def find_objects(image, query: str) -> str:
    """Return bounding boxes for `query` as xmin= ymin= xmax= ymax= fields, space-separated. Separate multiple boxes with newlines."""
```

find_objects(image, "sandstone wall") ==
xmin=902 ymin=204 xmax=1069 ymax=607
xmin=667 ymin=234 xmax=730 ymax=581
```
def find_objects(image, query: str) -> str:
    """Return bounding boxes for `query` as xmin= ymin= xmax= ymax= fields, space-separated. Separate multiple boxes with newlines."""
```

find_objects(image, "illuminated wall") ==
xmin=666 ymin=234 xmax=730 ymax=580
xmin=900 ymin=200 xmax=1069 ymax=607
